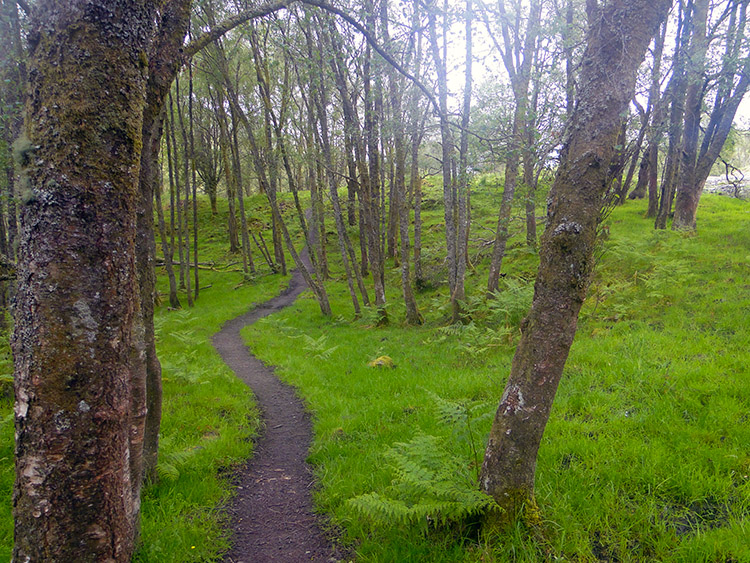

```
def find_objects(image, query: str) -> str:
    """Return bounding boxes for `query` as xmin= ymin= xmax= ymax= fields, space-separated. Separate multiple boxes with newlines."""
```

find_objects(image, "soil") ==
xmin=213 ymin=256 xmax=342 ymax=562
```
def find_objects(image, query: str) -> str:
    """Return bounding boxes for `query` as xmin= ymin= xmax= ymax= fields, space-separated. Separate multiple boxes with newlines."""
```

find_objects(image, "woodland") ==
xmin=0 ymin=0 xmax=750 ymax=561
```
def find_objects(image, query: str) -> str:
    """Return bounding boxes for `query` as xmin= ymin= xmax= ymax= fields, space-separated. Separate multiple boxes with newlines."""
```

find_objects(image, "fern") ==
xmin=425 ymin=322 xmax=511 ymax=365
xmin=429 ymin=393 xmax=494 ymax=480
xmin=155 ymin=437 xmax=202 ymax=482
xmin=347 ymin=434 xmax=497 ymax=531
xmin=300 ymin=334 xmax=339 ymax=360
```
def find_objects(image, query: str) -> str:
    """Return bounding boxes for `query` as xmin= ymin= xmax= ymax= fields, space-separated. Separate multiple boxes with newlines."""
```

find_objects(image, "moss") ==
xmin=368 ymin=355 xmax=395 ymax=368
xmin=481 ymin=487 xmax=541 ymax=534
xmin=12 ymin=133 xmax=35 ymax=167
xmin=17 ymin=176 xmax=35 ymax=205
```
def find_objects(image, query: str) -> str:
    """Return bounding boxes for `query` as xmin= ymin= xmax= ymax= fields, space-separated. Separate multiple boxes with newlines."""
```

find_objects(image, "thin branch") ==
xmin=184 ymin=0 xmax=296 ymax=59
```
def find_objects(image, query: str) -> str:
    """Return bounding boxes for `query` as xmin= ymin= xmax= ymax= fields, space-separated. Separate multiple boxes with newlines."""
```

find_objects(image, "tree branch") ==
xmin=184 ymin=0 xmax=296 ymax=59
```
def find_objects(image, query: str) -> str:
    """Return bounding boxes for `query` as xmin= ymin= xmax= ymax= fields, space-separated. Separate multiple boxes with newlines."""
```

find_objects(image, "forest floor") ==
xmin=213 ymin=248 xmax=342 ymax=562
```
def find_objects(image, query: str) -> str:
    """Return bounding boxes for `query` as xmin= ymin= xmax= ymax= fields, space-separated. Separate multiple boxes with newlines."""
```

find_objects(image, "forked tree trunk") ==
xmin=13 ymin=1 xmax=154 ymax=559
xmin=673 ymin=1 xmax=750 ymax=230
xmin=480 ymin=0 xmax=670 ymax=529
xmin=486 ymin=0 xmax=541 ymax=295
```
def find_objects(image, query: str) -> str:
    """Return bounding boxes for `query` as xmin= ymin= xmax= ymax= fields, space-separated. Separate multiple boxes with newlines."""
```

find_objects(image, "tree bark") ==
xmin=480 ymin=0 xmax=670 ymax=529
xmin=655 ymin=1 xmax=690 ymax=230
xmin=13 ymin=1 xmax=154 ymax=559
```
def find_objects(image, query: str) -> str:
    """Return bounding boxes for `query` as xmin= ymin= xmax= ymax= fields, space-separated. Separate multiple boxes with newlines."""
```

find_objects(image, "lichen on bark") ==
xmin=479 ymin=0 xmax=672 ymax=531
xmin=13 ymin=1 xmax=155 ymax=561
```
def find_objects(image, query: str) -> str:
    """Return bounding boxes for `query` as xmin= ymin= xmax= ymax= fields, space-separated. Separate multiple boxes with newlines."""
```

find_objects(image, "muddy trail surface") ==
xmin=213 ymin=249 xmax=341 ymax=562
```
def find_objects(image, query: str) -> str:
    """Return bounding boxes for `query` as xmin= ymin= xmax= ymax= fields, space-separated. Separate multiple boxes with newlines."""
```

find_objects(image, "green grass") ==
xmin=1 ymin=185 xmax=749 ymax=562
xmin=0 ymin=334 xmax=12 ymax=562
xmin=134 ymin=268 xmax=289 ymax=562
xmin=136 ymin=192 xmax=302 ymax=561
xmin=240 ymin=191 xmax=750 ymax=561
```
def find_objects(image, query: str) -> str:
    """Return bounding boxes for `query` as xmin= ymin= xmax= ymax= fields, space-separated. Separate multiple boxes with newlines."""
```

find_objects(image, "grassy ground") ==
xmin=242 ymin=190 xmax=750 ymax=562
xmin=0 ymin=194 xmax=298 ymax=562
xmin=1 ymin=185 xmax=749 ymax=561
xmin=137 ymin=193 xmax=302 ymax=561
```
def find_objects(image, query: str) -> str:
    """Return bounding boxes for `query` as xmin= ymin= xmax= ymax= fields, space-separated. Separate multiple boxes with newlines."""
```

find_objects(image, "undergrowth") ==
xmin=243 ymin=192 xmax=750 ymax=562
xmin=1 ymin=185 xmax=749 ymax=562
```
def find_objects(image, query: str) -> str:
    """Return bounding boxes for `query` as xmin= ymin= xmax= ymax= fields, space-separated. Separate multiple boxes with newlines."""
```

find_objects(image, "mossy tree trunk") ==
xmin=480 ymin=0 xmax=671 ymax=529
xmin=13 ymin=1 xmax=155 ymax=560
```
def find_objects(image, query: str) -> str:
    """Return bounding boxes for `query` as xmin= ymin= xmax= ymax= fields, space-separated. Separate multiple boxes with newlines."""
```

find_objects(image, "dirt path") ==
xmin=213 ymin=259 xmax=340 ymax=562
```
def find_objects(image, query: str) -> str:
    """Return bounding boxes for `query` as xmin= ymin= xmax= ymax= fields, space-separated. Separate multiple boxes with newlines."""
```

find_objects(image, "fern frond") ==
xmin=347 ymin=433 xmax=497 ymax=531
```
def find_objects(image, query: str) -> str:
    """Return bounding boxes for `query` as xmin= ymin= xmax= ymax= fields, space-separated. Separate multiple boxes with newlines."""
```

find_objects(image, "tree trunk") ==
xmin=189 ymin=61 xmax=199 ymax=300
xmin=646 ymin=140 xmax=661 ymax=217
xmin=155 ymin=163 xmax=181 ymax=309
xmin=13 ymin=1 xmax=154 ymax=559
xmin=168 ymin=98 xmax=187 ymax=287
xmin=480 ymin=0 xmax=670 ymax=529
xmin=629 ymin=152 xmax=650 ymax=200
xmin=363 ymin=10 xmax=387 ymax=319
xmin=629 ymin=21 xmax=666 ymax=204
xmin=175 ymin=77 xmax=193 ymax=306
xmin=451 ymin=0 xmax=473 ymax=323
xmin=671 ymin=0 xmax=708 ymax=230
xmin=673 ymin=1 xmax=750 ymax=230
xmin=229 ymin=100 xmax=256 ymax=275
xmin=310 ymin=54 xmax=361 ymax=317
xmin=162 ymin=115 xmax=182 ymax=311
xmin=655 ymin=2 xmax=690 ymax=230
xmin=427 ymin=0 xmax=457 ymax=298
xmin=486 ymin=0 xmax=541 ymax=296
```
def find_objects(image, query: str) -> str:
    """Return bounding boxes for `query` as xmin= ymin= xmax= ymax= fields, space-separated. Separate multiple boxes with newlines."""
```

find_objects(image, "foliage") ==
xmin=348 ymin=434 xmax=497 ymax=532
xmin=245 ymin=194 xmax=750 ymax=562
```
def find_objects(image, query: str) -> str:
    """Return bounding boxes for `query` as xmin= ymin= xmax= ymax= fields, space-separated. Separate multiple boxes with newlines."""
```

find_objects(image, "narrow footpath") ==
xmin=213 ymin=251 xmax=340 ymax=562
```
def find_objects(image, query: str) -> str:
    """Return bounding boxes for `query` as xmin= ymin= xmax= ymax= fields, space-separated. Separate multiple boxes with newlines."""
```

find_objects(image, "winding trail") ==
xmin=213 ymin=253 xmax=340 ymax=562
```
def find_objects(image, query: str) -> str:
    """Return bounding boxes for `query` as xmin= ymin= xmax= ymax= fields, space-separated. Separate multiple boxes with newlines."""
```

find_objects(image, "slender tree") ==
xmin=480 ymin=0 xmax=671 ymax=528
xmin=485 ymin=0 xmax=542 ymax=296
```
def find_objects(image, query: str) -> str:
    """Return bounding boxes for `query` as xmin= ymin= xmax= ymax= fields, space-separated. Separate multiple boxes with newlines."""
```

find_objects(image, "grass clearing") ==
xmin=1 ymin=186 xmax=749 ymax=561
xmin=242 ymin=192 xmax=750 ymax=561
